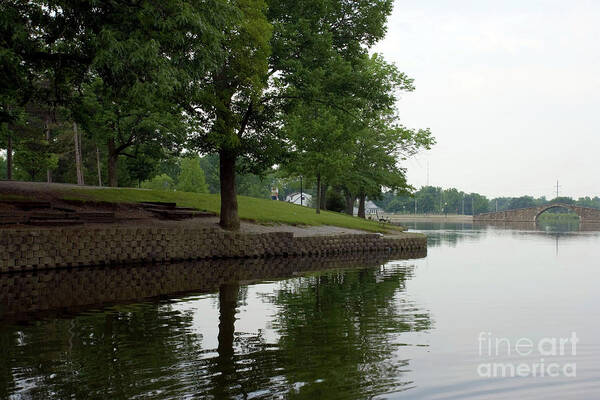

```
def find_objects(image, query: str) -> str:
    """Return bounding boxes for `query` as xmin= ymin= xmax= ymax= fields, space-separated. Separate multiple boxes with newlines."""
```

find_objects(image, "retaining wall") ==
xmin=0 ymin=226 xmax=426 ymax=273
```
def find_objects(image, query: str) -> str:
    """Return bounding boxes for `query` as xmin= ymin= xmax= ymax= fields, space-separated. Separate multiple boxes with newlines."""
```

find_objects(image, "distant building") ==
xmin=353 ymin=200 xmax=382 ymax=217
xmin=286 ymin=192 xmax=312 ymax=206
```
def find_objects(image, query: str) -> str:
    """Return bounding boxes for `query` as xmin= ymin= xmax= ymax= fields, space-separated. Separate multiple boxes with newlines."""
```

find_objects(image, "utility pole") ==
xmin=462 ymin=196 xmax=465 ymax=215
xmin=472 ymin=196 xmax=475 ymax=216
xmin=556 ymin=180 xmax=559 ymax=199
xmin=45 ymin=117 xmax=52 ymax=183
xmin=96 ymin=146 xmax=102 ymax=187
xmin=427 ymin=161 xmax=429 ymax=186
xmin=73 ymin=122 xmax=84 ymax=186
xmin=496 ymin=199 xmax=498 ymax=212
xmin=300 ymin=176 xmax=303 ymax=206
xmin=6 ymin=132 xmax=12 ymax=180
xmin=415 ymin=198 xmax=418 ymax=214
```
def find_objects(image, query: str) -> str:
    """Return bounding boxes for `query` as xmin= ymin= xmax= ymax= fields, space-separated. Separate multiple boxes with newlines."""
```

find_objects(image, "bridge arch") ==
xmin=534 ymin=203 xmax=581 ymax=222
xmin=474 ymin=202 xmax=600 ymax=224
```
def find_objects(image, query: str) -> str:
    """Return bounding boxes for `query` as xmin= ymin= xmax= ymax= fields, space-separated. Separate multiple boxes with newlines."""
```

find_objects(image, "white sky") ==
xmin=375 ymin=0 xmax=600 ymax=199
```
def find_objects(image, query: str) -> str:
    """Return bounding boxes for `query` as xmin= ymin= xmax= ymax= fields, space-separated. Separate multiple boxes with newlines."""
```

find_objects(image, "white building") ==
xmin=285 ymin=192 xmax=312 ymax=206
xmin=353 ymin=200 xmax=382 ymax=217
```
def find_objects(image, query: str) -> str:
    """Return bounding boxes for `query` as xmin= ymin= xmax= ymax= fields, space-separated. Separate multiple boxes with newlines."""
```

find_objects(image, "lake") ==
xmin=1 ymin=223 xmax=599 ymax=399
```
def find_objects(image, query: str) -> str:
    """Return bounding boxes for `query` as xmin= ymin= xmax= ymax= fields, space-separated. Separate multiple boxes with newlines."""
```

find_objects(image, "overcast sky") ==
xmin=374 ymin=0 xmax=600 ymax=199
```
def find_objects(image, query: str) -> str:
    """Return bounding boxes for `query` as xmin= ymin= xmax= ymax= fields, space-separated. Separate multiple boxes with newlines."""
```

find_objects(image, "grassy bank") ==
xmin=56 ymin=187 xmax=400 ymax=233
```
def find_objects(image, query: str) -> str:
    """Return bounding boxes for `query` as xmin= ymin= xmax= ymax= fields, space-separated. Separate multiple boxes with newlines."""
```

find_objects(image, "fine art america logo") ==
xmin=477 ymin=332 xmax=578 ymax=378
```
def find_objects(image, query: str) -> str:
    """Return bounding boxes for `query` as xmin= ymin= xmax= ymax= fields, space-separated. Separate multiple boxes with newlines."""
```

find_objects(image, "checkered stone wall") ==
xmin=0 ymin=227 xmax=427 ymax=273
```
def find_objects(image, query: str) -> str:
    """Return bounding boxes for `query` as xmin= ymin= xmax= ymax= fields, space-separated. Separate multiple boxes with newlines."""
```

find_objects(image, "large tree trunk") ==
xmin=213 ymin=282 xmax=239 ymax=399
xmin=107 ymin=138 xmax=118 ymax=187
xmin=217 ymin=283 xmax=238 ymax=358
xmin=358 ymin=193 xmax=366 ymax=219
xmin=73 ymin=122 xmax=84 ymax=185
xmin=219 ymin=149 xmax=239 ymax=230
xmin=6 ymin=132 xmax=12 ymax=180
xmin=96 ymin=146 xmax=102 ymax=187
xmin=344 ymin=191 xmax=355 ymax=215
xmin=320 ymin=182 xmax=327 ymax=211
xmin=45 ymin=118 xmax=52 ymax=183
xmin=315 ymin=173 xmax=321 ymax=214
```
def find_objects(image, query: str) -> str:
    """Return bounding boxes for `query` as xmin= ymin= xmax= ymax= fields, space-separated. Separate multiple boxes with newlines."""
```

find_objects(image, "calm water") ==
xmin=1 ymin=223 xmax=600 ymax=399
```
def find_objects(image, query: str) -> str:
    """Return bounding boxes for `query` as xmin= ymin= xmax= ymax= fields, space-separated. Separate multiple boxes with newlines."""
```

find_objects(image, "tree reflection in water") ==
xmin=199 ymin=264 xmax=431 ymax=399
xmin=1 ymin=256 xmax=430 ymax=399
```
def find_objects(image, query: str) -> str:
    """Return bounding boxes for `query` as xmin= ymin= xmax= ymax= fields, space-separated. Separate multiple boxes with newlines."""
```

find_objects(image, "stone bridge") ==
xmin=474 ymin=203 xmax=600 ymax=223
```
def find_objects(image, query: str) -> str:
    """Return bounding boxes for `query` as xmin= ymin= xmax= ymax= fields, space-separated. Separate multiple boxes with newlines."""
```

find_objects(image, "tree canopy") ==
xmin=1 ymin=0 xmax=434 ymax=229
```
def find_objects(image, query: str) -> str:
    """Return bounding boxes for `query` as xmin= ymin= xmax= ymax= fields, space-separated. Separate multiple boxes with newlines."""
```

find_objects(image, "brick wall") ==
xmin=0 ymin=226 xmax=426 ymax=272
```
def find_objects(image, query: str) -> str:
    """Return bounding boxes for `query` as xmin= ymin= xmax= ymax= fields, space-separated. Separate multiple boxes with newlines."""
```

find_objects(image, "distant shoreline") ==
xmin=389 ymin=214 xmax=473 ymax=223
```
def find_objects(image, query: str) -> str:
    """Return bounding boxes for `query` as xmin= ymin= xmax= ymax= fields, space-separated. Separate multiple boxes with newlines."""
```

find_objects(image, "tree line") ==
xmin=1 ymin=0 xmax=433 ymax=229
xmin=376 ymin=186 xmax=600 ymax=214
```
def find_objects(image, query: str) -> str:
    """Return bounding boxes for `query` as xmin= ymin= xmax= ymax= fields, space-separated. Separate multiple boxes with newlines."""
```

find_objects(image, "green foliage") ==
xmin=1 ymin=0 xmax=436 ymax=230
xmin=284 ymin=102 xmax=351 ymax=185
xmin=124 ymin=144 xmax=164 ymax=186
xmin=0 ymin=2 xmax=36 ymax=126
xmin=13 ymin=138 xmax=58 ymax=181
xmin=326 ymin=189 xmax=345 ymax=213
xmin=236 ymin=173 xmax=271 ymax=198
xmin=377 ymin=186 xmax=600 ymax=215
xmin=537 ymin=211 xmax=580 ymax=223
xmin=190 ymin=0 xmax=272 ymax=156
xmin=176 ymin=157 xmax=209 ymax=193
xmin=8 ymin=106 xmax=60 ymax=181
xmin=198 ymin=155 xmax=221 ymax=194
xmin=282 ymin=53 xmax=433 ymax=214
xmin=197 ymin=153 xmax=274 ymax=198
xmin=141 ymin=174 xmax=175 ymax=191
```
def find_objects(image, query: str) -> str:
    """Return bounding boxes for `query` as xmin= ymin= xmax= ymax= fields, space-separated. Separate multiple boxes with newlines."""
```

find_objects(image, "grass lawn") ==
xmin=57 ymin=187 xmax=402 ymax=233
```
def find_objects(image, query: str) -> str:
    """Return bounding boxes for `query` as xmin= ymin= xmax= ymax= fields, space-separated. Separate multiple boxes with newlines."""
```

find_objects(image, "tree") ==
xmin=141 ymin=174 xmax=175 ymax=191
xmin=0 ymin=3 xmax=32 ymax=180
xmin=350 ymin=122 xmax=433 ymax=218
xmin=326 ymin=188 xmax=346 ymax=213
xmin=282 ymin=52 xmax=421 ymax=215
xmin=198 ymin=153 xmax=274 ymax=197
xmin=188 ymin=0 xmax=272 ymax=229
xmin=188 ymin=0 xmax=397 ymax=228
xmin=176 ymin=157 xmax=209 ymax=193
xmin=0 ymin=1 xmax=40 ymax=126
xmin=7 ymin=104 xmax=60 ymax=181
xmin=198 ymin=155 xmax=221 ymax=194
xmin=124 ymin=144 xmax=161 ymax=187
xmin=312 ymin=55 xmax=434 ymax=217
xmin=283 ymin=102 xmax=353 ymax=214
xmin=508 ymin=196 xmax=536 ymax=210
xmin=470 ymin=193 xmax=490 ymax=215
xmin=13 ymin=137 xmax=59 ymax=181
xmin=76 ymin=62 xmax=185 ymax=187
xmin=58 ymin=0 xmax=230 ymax=187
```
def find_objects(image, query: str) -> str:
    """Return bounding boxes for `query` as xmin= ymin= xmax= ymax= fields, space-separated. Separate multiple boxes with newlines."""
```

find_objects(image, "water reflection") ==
xmin=0 ymin=251 xmax=425 ymax=320
xmin=0 ymin=251 xmax=429 ymax=399
xmin=405 ymin=221 xmax=600 ymax=252
xmin=5 ymin=224 xmax=600 ymax=399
